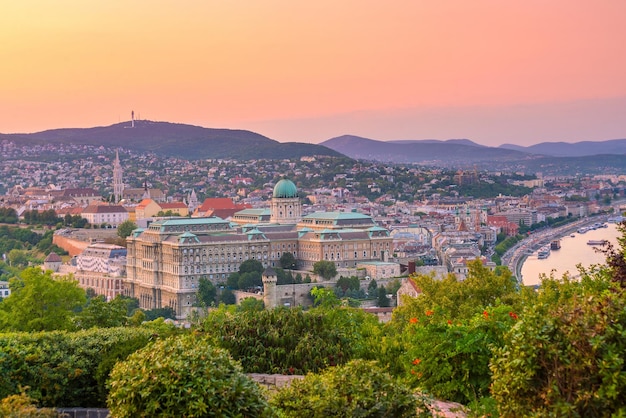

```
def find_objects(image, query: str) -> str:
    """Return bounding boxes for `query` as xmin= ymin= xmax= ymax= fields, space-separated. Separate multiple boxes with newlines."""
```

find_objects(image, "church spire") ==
xmin=113 ymin=150 xmax=124 ymax=203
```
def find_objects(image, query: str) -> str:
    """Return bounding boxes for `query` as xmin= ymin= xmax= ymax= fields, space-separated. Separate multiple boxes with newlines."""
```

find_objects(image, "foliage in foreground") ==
xmin=200 ymin=305 xmax=380 ymax=374
xmin=270 ymin=359 xmax=428 ymax=418
xmin=491 ymin=273 xmax=626 ymax=417
xmin=0 ymin=327 xmax=160 ymax=408
xmin=386 ymin=260 xmax=525 ymax=405
xmin=107 ymin=334 xmax=270 ymax=418
xmin=0 ymin=392 xmax=61 ymax=418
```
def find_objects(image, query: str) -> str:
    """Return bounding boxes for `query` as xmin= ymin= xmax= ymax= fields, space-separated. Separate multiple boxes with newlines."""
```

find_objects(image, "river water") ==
xmin=520 ymin=223 xmax=622 ymax=286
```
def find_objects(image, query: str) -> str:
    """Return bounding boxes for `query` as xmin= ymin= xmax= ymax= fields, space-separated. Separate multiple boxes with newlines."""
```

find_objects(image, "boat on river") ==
xmin=537 ymin=246 xmax=551 ymax=259
xmin=587 ymin=239 xmax=608 ymax=246
xmin=550 ymin=239 xmax=561 ymax=250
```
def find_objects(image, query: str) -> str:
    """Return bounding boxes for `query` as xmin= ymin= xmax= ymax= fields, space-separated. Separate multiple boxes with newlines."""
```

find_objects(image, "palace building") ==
xmin=124 ymin=179 xmax=392 ymax=318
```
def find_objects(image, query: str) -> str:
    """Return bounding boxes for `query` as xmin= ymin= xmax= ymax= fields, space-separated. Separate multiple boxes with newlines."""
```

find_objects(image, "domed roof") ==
xmin=273 ymin=179 xmax=298 ymax=198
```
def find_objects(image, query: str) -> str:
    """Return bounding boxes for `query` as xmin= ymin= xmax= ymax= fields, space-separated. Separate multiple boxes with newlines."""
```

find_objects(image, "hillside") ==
xmin=321 ymin=135 xmax=532 ymax=165
xmin=0 ymin=120 xmax=343 ymax=160
xmin=499 ymin=138 xmax=626 ymax=157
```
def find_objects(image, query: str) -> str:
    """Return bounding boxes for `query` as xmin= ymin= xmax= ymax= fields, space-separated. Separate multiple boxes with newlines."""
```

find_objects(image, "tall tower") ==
xmin=188 ymin=189 xmax=199 ymax=214
xmin=113 ymin=150 xmax=124 ymax=203
xmin=131 ymin=110 xmax=135 ymax=128
xmin=262 ymin=267 xmax=278 ymax=309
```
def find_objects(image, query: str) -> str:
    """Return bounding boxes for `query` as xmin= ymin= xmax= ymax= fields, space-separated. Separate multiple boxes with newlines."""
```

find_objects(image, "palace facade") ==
xmin=124 ymin=179 xmax=393 ymax=318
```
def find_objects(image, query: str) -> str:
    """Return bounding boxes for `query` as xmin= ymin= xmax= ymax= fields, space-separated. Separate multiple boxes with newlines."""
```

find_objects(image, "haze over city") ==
xmin=2 ymin=1 xmax=625 ymax=146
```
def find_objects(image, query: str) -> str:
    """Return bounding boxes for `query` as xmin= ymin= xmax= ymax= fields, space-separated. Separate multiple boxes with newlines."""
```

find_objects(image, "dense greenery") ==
xmin=199 ymin=305 xmax=379 ymax=375
xmin=0 ymin=392 xmax=60 ymax=417
xmin=313 ymin=260 xmax=338 ymax=280
xmin=1 ymin=223 xmax=625 ymax=415
xmin=270 ymin=360 xmax=426 ymax=418
xmin=0 ymin=208 xmax=18 ymax=224
xmin=491 ymin=260 xmax=626 ymax=416
xmin=226 ymin=259 xmax=264 ymax=290
xmin=0 ymin=327 xmax=160 ymax=408
xmin=116 ymin=220 xmax=137 ymax=239
xmin=107 ymin=334 xmax=270 ymax=417
xmin=0 ymin=268 xmax=86 ymax=331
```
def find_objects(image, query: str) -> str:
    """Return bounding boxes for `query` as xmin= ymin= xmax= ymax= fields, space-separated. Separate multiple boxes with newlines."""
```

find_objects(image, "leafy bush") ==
xmin=270 ymin=359 xmax=426 ymax=418
xmin=401 ymin=305 xmax=518 ymax=404
xmin=0 ymin=327 xmax=157 ymax=407
xmin=491 ymin=287 xmax=626 ymax=416
xmin=107 ymin=334 xmax=269 ymax=417
xmin=201 ymin=306 xmax=376 ymax=374
xmin=0 ymin=392 xmax=60 ymax=417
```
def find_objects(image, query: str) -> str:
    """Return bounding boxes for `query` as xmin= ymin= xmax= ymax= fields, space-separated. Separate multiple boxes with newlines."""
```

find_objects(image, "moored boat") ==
xmin=537 ymin=246 xmax=550 ymax=259
xmin=587 ymin=239 xmax=608 ymax=246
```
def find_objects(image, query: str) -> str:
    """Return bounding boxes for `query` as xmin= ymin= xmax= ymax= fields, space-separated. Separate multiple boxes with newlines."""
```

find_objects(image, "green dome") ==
xmin=273 ymin=179 xmax=298 ymax=198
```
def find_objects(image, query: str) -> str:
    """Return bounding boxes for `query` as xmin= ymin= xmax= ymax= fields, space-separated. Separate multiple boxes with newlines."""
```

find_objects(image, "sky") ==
xmin=1 ymin=1 xmax=625 ymax=146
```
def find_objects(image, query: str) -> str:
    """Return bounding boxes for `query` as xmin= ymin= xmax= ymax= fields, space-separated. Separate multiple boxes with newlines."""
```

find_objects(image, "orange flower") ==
xmin=412 ymin=358 xmax=421 ymax=365
xmin=425 ymin=310 xmax=434 ymax=316
xmin=410 ymin=369 xmax=416 ymax=375
xmin=483 ymin=310 xmax=489 ymax=319
xmin=509 ymin=311 xmax=518 ymax=320
xmin=410 ymin=317 xmax=418 ymax=324
xmin=447 ymin=320 xmax=452 ymax=325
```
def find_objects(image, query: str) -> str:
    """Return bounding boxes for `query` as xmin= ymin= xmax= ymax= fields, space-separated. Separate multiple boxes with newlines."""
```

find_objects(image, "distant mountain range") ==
xmin=321 ymin=135 xmax=626 ymax=162
xmin=320 ymin=135 xmax=532 ymax=164
xmin=499 ymin=138 xmax=626 ymax=157
xmin=2 ymin=121 xmax=625 ymax=173
xmin=0 ymin=120 xmax=342 ymax=160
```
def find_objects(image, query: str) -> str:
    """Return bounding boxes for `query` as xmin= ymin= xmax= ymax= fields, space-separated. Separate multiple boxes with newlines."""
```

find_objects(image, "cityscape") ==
xmin=2 ymin=1 xmax=626 ymax=417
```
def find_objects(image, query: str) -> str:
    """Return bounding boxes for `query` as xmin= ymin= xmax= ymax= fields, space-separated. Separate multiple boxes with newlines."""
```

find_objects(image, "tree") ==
xmin=196 ymin=277 xmax=216 ymax=307
xmin=279 ymin=252 xmax=297 ymax=270
xmin=310 ymin=286 xmax=340 ymax=309
xmin=7 ymin=249 xmax=28 ymax=268
xmin=377 ymin=287 xmax=390 ymax=307
xmin=238 ymin=297 xmax=264 ymax=312
xmin=76 ymin=295 xmax=128 ymax=329
xmin=239 ymin=259 xmax=263 ymax=274
xmin=117 ymin=220 xmax=137 ymax=239
xmin=313 ymin=260 xmax=337 ymax=280
xmin=335 ymin=276 xmax=360 ymax=296
xmin=367 ymin=279 xmax=378 ymax=297
xmin=0 ymin=268 xmax=86 ymax=331
xmin=220 ymin=288 xmax=236 ymax=305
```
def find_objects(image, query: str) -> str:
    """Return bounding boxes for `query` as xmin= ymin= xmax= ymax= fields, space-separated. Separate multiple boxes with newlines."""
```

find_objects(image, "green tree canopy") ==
xmin=196 ymin=277 xmax=217 ymax=307
xmin=117 ymin=220 xmax=137 ymax=239
xmin=0 ymin=268 xmax=86 ymax=332
xmin=76 ymin=295 xmax=128 ymax=329
xmin=279 ymin=252 xmax=297 ymax=270
xmin=313 ymin=260 xmax=337 ymax=280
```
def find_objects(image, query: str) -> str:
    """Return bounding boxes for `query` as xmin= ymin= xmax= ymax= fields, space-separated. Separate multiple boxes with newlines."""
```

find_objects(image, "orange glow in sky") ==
xmin=1 ymin=1 xmax=625 ymax=145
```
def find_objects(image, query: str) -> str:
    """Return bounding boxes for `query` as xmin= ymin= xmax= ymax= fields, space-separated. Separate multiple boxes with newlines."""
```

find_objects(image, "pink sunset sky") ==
xmin=1 ymin=1 xmax=625 ymax=146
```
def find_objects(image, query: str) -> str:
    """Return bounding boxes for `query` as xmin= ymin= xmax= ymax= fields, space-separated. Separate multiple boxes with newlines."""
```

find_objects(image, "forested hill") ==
xmin=0 ymin=120 xmax=344 ymax=160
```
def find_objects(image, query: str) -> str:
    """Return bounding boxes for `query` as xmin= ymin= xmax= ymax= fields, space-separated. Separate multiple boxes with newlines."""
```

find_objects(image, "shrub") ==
xmin=0 ymin=392 xmax=60 ymax=417
xmin=0 ymin=327 xmax=156 ymax=407
xmin=107 ymin=334 xmax=269 ymax=417
xmin=491 ymin=290 xmax=626 ymax=416
xmin=270 ymin=359 xmax=426 ymax=418
xmin=401 ymin=305 xmax=518 ymax=405
xmin=201 ymin=307 xmax=375 ymax=374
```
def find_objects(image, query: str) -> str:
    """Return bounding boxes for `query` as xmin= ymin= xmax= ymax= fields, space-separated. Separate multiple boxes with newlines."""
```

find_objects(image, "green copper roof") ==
xmin=273 ymin=179 xmax=298 ymax=198
xmin=302 ymin=212 xmax=372 ymax=220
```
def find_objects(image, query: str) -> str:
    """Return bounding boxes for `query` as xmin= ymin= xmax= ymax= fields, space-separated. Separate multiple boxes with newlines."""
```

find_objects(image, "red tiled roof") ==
xmin=160 ymin=202 xmax=187 ymax=209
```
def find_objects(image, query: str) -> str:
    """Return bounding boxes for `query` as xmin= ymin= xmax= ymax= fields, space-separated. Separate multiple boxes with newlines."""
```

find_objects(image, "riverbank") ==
xmin=501 ymin=216 xmax=610 ymax=284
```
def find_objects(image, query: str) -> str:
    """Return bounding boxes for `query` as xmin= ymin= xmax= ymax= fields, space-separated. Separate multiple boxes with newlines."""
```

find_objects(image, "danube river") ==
xmin=520 ymin=223 xmax=621 ymax=286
